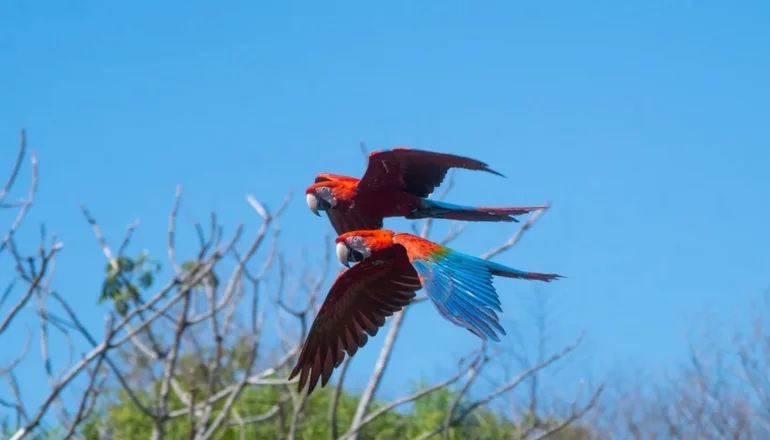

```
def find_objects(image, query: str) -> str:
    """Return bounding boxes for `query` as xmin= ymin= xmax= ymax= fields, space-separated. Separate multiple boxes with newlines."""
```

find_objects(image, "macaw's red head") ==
xmin=304 ymin=180 xmax=356 ymax=217
xmin=334 ymin=229 xmax=395 ymax=267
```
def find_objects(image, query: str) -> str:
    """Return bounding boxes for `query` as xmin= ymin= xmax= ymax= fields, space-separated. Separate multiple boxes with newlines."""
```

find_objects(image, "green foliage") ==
xmin=81 ymin=382 xmax=395 ymax=439
xmin=77 ymin=356 xmax=590 ymax=440
xmin=396 ymin=383 xmax=517 ymax=439
xmin=99 ymin=252 xmax=161 ymax=316
xmin=98 ymin=251 xmax=221 ymax=316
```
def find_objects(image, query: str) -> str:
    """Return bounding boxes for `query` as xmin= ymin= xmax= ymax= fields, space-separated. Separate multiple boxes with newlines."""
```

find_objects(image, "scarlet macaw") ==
xmin=288 ymin=229 xmax=562 ymax=394
xmin=305 ymin=147 xmax=549 ymax=235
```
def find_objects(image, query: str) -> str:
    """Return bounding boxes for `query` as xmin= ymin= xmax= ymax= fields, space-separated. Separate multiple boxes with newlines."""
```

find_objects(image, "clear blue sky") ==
xmin=2 ymin=0 xmax=770 ymax=414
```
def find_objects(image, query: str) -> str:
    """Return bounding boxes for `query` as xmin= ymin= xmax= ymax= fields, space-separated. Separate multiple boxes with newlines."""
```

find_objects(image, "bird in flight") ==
xmin=288 ymin=228 xmax=562 ymax=395
xmin=305 ymin=147 xmax=549 ymax=235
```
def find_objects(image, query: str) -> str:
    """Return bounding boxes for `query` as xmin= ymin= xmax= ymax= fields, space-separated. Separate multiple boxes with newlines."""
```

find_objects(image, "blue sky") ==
xmin=2 ymin=0 xmax=770 ymax=417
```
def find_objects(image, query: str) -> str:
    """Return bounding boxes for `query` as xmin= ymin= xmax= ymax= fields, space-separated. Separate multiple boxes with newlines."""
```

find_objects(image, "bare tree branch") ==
xmin=481 ymin=204 xmax=550 ymax=260
xmin=413 ymin=334 xmax=593 ymax=440
xmin=342 ymin=346 xmax=487 ymax=440
xmin=0 ymin=130 xmax=27 ymax=207
xmin=330 ymin=357 xmax=351 ymax=440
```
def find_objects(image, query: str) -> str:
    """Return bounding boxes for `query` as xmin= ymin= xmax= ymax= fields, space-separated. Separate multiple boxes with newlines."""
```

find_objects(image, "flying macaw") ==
xmin=288 ymin=229 xmax=562 ymax=394
xmin=305 ymin=147 xmax=549 ymax=235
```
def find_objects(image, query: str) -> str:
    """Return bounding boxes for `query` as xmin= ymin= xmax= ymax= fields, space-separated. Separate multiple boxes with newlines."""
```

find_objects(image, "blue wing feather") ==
xmin=412 ymin=252 xmax=507 ymax=342
xmin=416 ymin=267 xmax=498 ymax=341
xmin=431 ymin=255 xmax=503 ymax=310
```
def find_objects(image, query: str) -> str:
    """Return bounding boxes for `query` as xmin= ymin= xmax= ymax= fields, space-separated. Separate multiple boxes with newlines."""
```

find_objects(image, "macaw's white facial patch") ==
xmin=306 ymin=187 xmax=336 ymax=216
xmin=336 ymin=237 xmax=371 ymax=268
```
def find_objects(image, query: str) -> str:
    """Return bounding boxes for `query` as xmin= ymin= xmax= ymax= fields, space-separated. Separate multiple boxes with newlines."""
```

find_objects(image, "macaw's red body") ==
xmin=305 ymin=147 xmax=549 ymax=235
xmin=288 ymin=229 xmax=563 ymax=395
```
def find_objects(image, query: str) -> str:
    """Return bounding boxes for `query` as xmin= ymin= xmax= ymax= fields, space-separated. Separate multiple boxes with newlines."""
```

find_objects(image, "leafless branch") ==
xmin=530 ymin=384 xmax=604 ymax=440
xmin=60 ymin=321 xmax=113 ymax=440
xmin=343 ymin=346 xmax=487 ymax=440
xmin=442 ymin=342 xmax=490 ymax=440
xmin=0 ymin=130 xmax=27 ymax=207
xmin=481 ymin=204 xmax=550 ymax=260
xmin=0 ymin=131 xmax=38 ymax=259
xmin=346 ymin=309 xmax=409 ymax=440
xmin=330 ymin=357 xmax=351 ymax=440
xmin=414 ymin=334 xmax=593 ymax=440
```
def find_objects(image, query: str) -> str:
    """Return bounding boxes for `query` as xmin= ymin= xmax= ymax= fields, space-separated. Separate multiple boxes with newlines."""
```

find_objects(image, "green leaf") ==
xmin=138 ymin=272 xmax=154 ymax=289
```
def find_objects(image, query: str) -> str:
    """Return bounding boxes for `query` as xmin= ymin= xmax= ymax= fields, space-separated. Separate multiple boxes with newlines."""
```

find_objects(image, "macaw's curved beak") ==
xmin=336 ymin=242 xmax=351 ymax=268
xmin=306 ymin=193 xmax=321 ymax=217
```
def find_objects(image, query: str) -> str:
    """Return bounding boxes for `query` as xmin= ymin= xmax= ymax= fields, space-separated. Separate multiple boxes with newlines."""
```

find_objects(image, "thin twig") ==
xmin=481 ymin=205 xmax=550 ymax=260
xmin=413 ymin=334 xmax=586 ymax=440
xmin=330 ymin=357 xmax=352 ymax=440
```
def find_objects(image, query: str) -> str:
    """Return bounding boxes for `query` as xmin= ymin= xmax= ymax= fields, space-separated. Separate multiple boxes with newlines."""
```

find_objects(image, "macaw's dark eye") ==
xmin=317 ymin=198 xmax=332 ymax=210
xmin=349 ymin=249 xmax=365 ymax=262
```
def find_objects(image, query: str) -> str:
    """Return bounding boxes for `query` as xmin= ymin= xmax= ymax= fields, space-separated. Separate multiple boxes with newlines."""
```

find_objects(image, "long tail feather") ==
xmin=483 ymin=259 xmax=564 ymax=282
xmin=410 ymin=199 xmax=550 ymax=223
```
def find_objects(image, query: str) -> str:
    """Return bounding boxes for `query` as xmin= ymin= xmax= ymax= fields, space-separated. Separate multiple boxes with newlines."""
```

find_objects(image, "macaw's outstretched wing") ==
xmin=325 ymin=208 xmax=384 ymax=236
xmin=358 ymin=147 xmax=504 ymax=197
xmin=391 ymin=233 xmax=563 ymax=344
xmin=288 ymin=246 xmax=422 ymax=395
xmin=409 ymin=248 xmax=508 ymax=342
